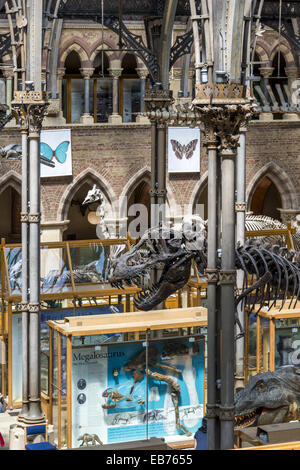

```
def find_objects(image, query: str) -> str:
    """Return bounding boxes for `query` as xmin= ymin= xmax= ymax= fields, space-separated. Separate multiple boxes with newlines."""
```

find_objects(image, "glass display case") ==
xmin=245 ymin=301 xmax=300 ymax=382
xmin=0 ymin=237 xmax=142 ymax=405
xmin=1 ymin=237 xmax=136 ymax=301
xmin=47 ymin=306 xmax=207 ymax=449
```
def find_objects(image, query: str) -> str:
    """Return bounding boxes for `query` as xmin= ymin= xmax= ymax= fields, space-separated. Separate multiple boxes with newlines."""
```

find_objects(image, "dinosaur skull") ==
xmin=234 ymin=366 xmax=300 ymax=428
xmin=82 ymin=185 xmax=104 ymax=206
xmin=109 ymin=218 xmax=206 ymax=311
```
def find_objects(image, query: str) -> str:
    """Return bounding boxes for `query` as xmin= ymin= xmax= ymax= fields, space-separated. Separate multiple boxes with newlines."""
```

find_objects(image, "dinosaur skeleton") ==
xmin=109 ymin=216 xmax=300 ymax=325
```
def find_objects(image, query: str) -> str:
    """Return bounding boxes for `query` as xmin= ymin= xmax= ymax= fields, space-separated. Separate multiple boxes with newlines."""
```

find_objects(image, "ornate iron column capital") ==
xmin=219 ymin=406 xmax=235 ymax=421
xmin=205 ymin=269 xmax=219 ymax=284
xmin=192 ymin=85 xmax=257 ymax=153
xmin=219 ymin=270 xmax=237 ymax=285
xmin=206 ymin=403 xmax=220 ymax=419
xmin=235 ymin=202 xmax=246 ymax=212
xmin=11 ymin=91 xmax=49 ymax=134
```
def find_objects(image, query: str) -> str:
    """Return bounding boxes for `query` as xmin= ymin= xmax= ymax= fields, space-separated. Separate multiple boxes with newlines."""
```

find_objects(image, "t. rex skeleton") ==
xmin=109 ymin=216 xmax=300 ymax=320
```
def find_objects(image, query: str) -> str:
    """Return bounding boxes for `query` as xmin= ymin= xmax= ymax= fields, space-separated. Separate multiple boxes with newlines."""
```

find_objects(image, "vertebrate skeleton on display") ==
xmin=77 ymin=433 xmax=103 ymax=446
xmin=109 ymin=216 xmax=300 ymax=336
xmin=102 ymin=387 xmax=145 ymax=409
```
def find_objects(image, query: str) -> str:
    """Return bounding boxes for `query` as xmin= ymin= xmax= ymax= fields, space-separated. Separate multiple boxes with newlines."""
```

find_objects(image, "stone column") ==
xmin=57 ymin=67 xmax=66 ymax=111
xmin=1 ymin=66 xmax=13 ymax=110
xmin=284 ymin=66 xmax=300 ymax=120
xmin=79 ymin=68 xmax=94 ymax=124
xmin=1 ymin=67 xmax=16 ymax=126
xmin=136 ymin=68 xmax=150 ymax=123
xmin=259 ymin=67 xmax=274 ymax=121
xmin=108 ymin=68 xmax=123 ymax=124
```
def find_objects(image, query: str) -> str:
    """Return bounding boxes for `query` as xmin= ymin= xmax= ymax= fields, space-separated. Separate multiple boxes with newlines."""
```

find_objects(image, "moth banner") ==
xmin=168 ymin=127 xmax=200 ymax=173
xmin=40 ymin=129 xmax=72 ymax=177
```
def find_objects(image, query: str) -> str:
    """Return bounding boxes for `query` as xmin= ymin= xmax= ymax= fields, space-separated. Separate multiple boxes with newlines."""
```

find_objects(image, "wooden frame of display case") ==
xmin=47 ymin=306 xmax=208 ymax=450
xmin=245 ymin=301 xmax=300 ymax=382
xmin=246 ymin=226 xmax=296 ymax=250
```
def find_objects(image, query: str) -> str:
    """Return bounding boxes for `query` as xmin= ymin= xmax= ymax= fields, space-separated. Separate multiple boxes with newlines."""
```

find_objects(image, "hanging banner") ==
xmin=40 ymin=129 xmax=72 ymax=177
xmin=168 ymin=127 xmax=200 ymax=173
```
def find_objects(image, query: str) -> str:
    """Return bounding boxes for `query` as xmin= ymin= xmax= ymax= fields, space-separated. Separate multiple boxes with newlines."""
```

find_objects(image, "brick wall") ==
xmin=0 ymin=120 xmax=299 ymax=229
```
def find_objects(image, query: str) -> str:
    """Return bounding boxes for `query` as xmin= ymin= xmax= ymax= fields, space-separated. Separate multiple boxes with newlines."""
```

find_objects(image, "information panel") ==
xmin=72 ymin=339 xmax=204 ymax=447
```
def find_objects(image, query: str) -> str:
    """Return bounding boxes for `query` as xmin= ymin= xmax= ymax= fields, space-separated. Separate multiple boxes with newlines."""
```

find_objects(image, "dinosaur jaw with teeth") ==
xmin=109 ymin=251 xmax=193 ymax=311
xmin=235 ymin=410 xmax=259 ymax=428
xmin=235 ymin=406 xmax=289 ymax=429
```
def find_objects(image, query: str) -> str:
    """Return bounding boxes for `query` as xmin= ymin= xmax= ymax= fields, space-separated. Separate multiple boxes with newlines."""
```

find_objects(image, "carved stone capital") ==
xmin=80 ymin=68 xmax=95 ymax=79
xmin=57 ymin=67 xmax=66 ymax=79
xmin=47 ymin=98 xmax=60 ymax=116
xmin=108 ymin=68 xmax=123 ymax=79
xmin=259 ymin=66 xmax=274 ymax=79
xmin=0 ymin=66 xmax=14 ymax=79
xmin=219 ymin=270 xmax=236 ymax=285
xmin=144 ymin=89 xmax=174 ymax=112
xmin=136 ymin=68 xmax=149 ymax=80
xmin=285 ymin=66 xmax=299 ymax=79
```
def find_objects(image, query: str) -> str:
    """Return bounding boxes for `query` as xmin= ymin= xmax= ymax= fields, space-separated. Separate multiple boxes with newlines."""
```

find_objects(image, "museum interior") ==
xmin=1 ymin=0 xmax=300 ymax=452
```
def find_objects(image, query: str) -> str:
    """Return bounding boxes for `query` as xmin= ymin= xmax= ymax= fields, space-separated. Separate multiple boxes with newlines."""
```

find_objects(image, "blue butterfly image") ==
xmin=40 ymin=141 xmax=70 ymax=166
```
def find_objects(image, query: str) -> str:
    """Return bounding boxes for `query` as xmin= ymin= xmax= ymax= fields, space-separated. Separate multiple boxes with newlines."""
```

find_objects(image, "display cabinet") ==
xmin=0 ymin=236 xmax=141 ymax=405
xmin=245 ymin=301 xmax=300 ymax=382
xmin=47 ymin=306 xmax=208 ymax=449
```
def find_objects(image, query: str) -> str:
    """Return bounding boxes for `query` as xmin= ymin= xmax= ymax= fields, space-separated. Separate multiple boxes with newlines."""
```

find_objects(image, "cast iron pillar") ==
xmin=145 ymin=88 xmax=174 ymax=227
xmin=193 ymin=84 xmax=256 ymax=449
xmin=12 ymin=91 xmax=49 ymax=425
xmin=235 ymin=128 xmax=247 ymax=389
xmin=11 ymin=103 xmax=30 ymax=421
xmin=202 ymin=125 xmax=221 ymax=450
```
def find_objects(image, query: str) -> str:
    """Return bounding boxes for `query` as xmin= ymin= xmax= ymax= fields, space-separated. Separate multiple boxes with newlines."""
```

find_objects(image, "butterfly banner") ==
xmin=168 ymin=127 xmax=200 ymax=173
xmin=40 ymin=129 xmax=72 ymax=178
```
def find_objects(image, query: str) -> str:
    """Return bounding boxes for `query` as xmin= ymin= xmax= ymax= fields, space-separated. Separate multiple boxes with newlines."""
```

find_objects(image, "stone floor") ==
xmin=0 ymin=410 xmax=19 ymax=450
